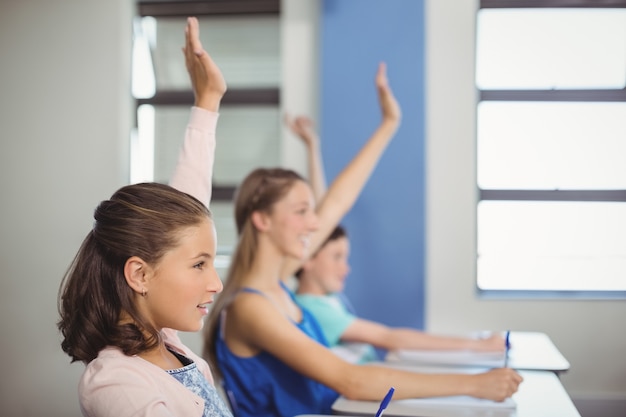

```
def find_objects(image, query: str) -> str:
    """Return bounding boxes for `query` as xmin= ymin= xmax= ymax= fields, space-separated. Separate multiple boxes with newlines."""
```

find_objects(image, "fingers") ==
xmin=477 ymin=368 xmax=523 ymax=402
xmin=184 ymin=17 xmax=206 ymax=68
xmin=500 ymin=368 xmax=523 ymax=398
xmin=376 ymin=61 xmax=388 ymax=90
xmin=182 ymin=16 xmax=226 ymax=111
xmin=374 ymin=62 xmax=401 ymax=125
xmin=187 ymin=17 xmax=203 ymax=56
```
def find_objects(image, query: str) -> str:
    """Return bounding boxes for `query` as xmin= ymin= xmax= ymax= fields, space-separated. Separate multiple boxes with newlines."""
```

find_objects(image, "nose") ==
xmin=207 ymin=267 xmax=223 ymax=293
xmin=341 ymin=260 xmax=350 ymax=277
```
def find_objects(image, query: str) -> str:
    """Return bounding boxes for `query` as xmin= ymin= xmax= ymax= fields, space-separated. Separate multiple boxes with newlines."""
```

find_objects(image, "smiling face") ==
xmin=142 ymin=218 xmax=222 ymax=332
xmin=262 ymin=180 xmax=319 ymax=261
xmin=302 ymin=236 xmax=351 ymax=294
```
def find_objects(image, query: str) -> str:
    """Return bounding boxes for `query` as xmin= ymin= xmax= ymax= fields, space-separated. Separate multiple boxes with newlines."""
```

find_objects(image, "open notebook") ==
xmin=366 ymin=363 xmax=518 ymax=410
xmin=390 ymin=394 xmax=515 ymax=408
xmin=331 ymin=392 xmax=516 ymax=417
xmin=387 ymin=348 xmax=506 ymax=367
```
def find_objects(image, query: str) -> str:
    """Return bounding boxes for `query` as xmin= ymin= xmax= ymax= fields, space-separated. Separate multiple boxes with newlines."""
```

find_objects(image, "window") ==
xmin=131 ymin=1 xmax=281 ymax=272
xmin=475 ymin=1 xmax=626 ymax=296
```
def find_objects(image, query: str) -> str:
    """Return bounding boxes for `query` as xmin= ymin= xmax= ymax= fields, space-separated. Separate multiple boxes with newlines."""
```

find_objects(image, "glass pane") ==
xmin=213 ymin=105 xmax=281 ymax=184
xmin=132 ymin=17 xmax=156 ymax=99
xmin=211 ymin=201 xmax=236 ymax=276
xmin=476 ymin=9 xmax=626 ymax=89
xmin=477 ymin=101 xmax=626 ymax=190
xmin=149 ymin=105 xmax=280 ymax=186
xmin=151 ymin=16 xmax=280 ymax=90
xmin=477 ymin=201 xmax=626 ymax=291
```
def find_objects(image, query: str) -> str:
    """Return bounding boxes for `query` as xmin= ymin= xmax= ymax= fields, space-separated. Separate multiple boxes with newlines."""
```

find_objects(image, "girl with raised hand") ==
xmin=284 ymin=113 xmax=507 ymax=363
xmin=203 ymin=63 xmax=522 ymax=417
xmin=57 ymin=17 xmax=231 ymax=417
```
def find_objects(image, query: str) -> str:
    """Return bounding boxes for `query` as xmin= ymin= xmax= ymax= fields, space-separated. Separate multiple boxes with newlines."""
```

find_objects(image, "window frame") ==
xmin=476 ymin=0 xmax=626 ymax=299
xmin=134 ymin=0 xmax=281 ymax=201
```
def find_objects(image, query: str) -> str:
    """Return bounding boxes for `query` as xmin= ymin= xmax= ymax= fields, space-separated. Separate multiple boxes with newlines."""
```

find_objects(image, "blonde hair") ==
xmin=203 ymin=168 xmax=305 ymax=375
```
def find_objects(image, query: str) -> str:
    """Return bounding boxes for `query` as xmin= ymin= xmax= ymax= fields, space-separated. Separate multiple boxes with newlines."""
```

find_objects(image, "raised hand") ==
xmin=183 ymin=17 xmax=227 ymax=111
xmin=375 ymin=62 xmax=401 ymax=127
xmin=284 ymin=114 xmax=319 ymax=150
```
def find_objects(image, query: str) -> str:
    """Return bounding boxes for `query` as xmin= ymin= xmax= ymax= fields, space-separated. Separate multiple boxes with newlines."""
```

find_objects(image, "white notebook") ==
xmin=392 ymin=394 xmax=515 ymax=408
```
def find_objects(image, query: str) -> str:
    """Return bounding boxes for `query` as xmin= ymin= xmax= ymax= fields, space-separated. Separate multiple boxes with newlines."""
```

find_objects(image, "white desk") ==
xmin=385 ymin=331 xmax=570 ymax=374
xmin=329 ymin=367 xmax=581 ymax=417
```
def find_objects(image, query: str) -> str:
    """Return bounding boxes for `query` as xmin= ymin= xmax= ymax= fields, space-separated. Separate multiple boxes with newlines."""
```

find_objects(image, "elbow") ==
xmin=331 ymin=367 xmax=371 ymax=401
xmin=341 ymin=384 xmax=365 ymax=401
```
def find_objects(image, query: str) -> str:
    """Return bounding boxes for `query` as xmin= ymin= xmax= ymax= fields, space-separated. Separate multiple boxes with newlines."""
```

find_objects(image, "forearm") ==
xmin=306 ymin=141 xmax=327 ymax=202
xmin=317 ymin=119 xmax=398 ymax=227
xmin=384 ymin=328 xmax=477 ymax=351
xmin=169 ymin=107 xmax=219 ymax=207
xmin=337 ymin=363 xmax=474 ymax=401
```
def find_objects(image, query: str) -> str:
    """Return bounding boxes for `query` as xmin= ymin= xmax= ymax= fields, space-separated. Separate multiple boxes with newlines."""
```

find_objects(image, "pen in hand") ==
xmin=503 ymin=330 xmax=511 ymax=368
xmin=375 ymin=387 xmax=395 ymax=417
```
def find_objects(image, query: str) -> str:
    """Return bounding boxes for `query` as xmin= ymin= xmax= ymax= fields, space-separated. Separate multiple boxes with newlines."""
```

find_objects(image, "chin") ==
xmin=287 ymin=250 xmax=306 ymax=261
xmin=181 ymin=322 xmax=203 ymax=333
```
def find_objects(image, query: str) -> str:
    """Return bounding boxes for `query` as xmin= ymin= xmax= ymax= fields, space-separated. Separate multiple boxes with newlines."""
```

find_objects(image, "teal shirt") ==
xmin=295 ymin=293 xmax=378 ymax=363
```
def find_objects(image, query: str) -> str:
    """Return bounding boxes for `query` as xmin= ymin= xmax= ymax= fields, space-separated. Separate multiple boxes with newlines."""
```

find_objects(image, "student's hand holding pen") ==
xmin=468 ymin=368 xmax=523 ymax=402
xmin=184 ymin=16 xmax=227 ymax=112
xmin=468 ymin=333 xmax=507 ymax=352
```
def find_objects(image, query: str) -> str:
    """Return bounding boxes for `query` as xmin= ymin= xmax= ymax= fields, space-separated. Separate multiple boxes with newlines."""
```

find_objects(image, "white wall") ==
xmin=0 ymin=1 xmax=133 ymax=415
xmin=425 ymin=1 xmax=626 ymax=414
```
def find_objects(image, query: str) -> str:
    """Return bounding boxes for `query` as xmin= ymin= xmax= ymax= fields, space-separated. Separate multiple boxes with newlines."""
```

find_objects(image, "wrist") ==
xmin=195 ymin=94 xmax=223 ymax=112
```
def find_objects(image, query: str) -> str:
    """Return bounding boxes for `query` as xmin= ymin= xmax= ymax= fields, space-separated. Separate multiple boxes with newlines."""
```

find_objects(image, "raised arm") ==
xmin=169 ymin=17 xmax=227 ymax=206
xmin=284 ymin=114 xmax=327 ymax=201
xmin=282 ymin=62 xmax=401 ymax=277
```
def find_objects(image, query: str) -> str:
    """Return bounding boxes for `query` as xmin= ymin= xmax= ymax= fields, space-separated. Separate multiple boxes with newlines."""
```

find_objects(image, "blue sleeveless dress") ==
xmin=215 ymin=283 xmax=339 ymax=417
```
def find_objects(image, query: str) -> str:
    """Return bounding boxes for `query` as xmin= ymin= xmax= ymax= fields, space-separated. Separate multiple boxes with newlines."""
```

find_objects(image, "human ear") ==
xmin=124 ymin=256 xmax=151 ymax=296
xmin=251 ymin=210 xmax=271 ymax=232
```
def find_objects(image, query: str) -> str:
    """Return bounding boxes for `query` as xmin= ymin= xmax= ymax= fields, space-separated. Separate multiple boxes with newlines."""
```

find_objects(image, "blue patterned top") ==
xmin=167 ymin=350 xmax=233 ymax=417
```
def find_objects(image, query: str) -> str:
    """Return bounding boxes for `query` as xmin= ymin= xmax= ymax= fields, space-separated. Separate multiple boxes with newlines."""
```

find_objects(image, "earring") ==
xmin=142 ymin=288 xmax=146 ymax=297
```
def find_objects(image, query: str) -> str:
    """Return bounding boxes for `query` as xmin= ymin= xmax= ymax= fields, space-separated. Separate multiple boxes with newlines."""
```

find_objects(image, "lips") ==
xmin=197 ymin=301 xmax=212 ymax=315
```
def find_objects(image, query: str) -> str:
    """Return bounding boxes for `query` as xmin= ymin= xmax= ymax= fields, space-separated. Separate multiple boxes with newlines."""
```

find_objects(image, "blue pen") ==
xmin=375 ymin=387 xmax=395 ymax=417
xmin=504 ymin=330 xmax=511 ymax=367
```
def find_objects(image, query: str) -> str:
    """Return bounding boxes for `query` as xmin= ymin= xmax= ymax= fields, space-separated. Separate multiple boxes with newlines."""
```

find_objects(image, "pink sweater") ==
xmin=78 ymin=107 xmax=219 ymax=417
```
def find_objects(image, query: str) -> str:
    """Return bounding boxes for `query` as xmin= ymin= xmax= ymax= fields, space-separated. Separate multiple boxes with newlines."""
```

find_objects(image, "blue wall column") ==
xmin=320 ymin=0 xmax=426 ymax=329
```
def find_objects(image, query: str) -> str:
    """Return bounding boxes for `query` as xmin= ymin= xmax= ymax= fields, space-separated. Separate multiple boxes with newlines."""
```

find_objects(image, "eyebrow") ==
xmin=193 ymin=252 xmax=213 ymax=260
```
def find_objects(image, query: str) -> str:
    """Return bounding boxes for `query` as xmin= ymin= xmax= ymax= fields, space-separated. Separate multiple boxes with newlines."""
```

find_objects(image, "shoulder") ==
xmin=81 ymin=347 xmax=161 ymax=386
xmin=79 ymin=348 xmax=163 ymax=410
xmin=296 ymin=293 xmax=336 ymax=307
xmin=228 ymin=290 xmax=286 ymax=331
xmin=297 ymin=294 xmax=346 ymax=317
xmin=226 ymin=290 xmax=312 ymax=348
xmin=79 ymin=347 xmax=205 ymax=417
